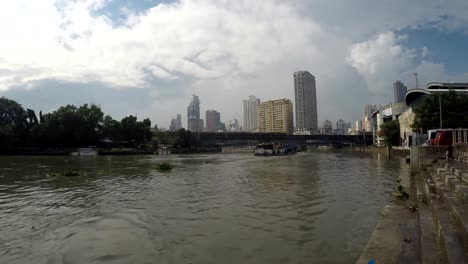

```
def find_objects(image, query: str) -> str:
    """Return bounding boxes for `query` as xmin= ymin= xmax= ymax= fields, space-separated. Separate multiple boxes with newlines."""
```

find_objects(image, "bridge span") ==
xmin=198 ymin=132 xmax=372 ymax=147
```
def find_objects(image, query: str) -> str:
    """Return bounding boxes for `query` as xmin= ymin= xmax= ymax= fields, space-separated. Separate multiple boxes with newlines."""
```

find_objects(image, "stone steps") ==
xmin=418 ymin=170 xmax=445 ymax=264
xmin=424 ymin=162 xmax=468 ymax=262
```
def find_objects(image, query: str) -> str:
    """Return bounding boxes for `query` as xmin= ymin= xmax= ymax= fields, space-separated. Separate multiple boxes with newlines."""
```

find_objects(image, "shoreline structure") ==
xmin=357 ymin=144 xmax=468 ymax=263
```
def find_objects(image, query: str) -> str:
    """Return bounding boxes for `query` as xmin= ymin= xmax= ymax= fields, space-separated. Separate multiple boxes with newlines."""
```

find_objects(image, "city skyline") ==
xmin=2 ymin=1 xmax=468 ymax=129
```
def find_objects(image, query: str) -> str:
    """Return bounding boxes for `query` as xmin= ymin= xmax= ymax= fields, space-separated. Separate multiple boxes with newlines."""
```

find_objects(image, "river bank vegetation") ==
xmin=0 ymin=97 xmax=153 ymax=152
xmin=0 ymin=97 xmax=207 ymax=154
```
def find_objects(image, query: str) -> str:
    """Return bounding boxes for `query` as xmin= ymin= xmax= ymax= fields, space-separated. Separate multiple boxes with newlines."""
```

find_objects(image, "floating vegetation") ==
xmin=393 ymin=184 xmax=409 ymax=201
xmin=63 ymin=170 xmax=82 ymax=177
xmin=47 ymin=170 xmax=86 ymax=177
xmin=156 ymin=162 xmax=172 ymax=172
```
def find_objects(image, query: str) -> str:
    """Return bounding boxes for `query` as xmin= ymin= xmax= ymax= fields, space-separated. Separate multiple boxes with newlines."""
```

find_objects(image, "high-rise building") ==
xmin=393 ymin=81 xmax=408 ymax=102
xmin=257 ymin=98 xmax=294 ymax=134
xmin=205 ymin=110 xmax=221 ymax=132
xmin=243 ymin=95 xmax=260 ymax=132
xmin=169 ymin=114 xmax=182 ymax=131
xmin=294 ymin=71 xmax=318 ymax=132
xmin=364 ymin=104 xmax=379 ymax=118
xmin=321 ymin=120 xmax=333 ymax=134
xmin=226 ymin=119 xmax=240 ymax=132
xmin=336 ymin=119 xmax=347 ymax=135
xmin=187 ymin=94 xmax=202 ymax=132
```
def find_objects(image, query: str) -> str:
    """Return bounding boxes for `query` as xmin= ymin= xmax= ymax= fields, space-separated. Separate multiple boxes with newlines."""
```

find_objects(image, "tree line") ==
xmin=0 ymin=97 xmax=153 ymax=151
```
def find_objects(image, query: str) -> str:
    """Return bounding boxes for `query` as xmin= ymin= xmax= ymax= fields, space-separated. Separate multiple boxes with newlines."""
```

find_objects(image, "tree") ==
xmin=174 ymin=128 xmax=199 ymax=149
xmin=0 ymin=97 xmax=28 ymax=149
xmin=102 ymin=115 xmax=122 ymax=140
xmin=120 ymin=115 xmax=153 ymax=145
xmin=412 ymin=91 xmax=468 ymax=132
xmin=380 ymin=120 xmax=400 ymax=149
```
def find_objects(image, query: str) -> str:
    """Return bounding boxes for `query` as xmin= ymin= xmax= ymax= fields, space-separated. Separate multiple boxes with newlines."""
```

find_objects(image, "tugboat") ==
xmin=254 ymin=142 xmax=297 ymax=156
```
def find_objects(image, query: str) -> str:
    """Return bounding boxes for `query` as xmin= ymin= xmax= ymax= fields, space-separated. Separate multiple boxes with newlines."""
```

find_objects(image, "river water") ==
xmin=0 ymin=152 xmax=407 ymax=264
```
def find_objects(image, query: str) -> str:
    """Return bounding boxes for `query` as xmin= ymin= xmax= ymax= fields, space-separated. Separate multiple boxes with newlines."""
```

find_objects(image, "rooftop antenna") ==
xmin=413 ymin=72 xmax=419 ymax=89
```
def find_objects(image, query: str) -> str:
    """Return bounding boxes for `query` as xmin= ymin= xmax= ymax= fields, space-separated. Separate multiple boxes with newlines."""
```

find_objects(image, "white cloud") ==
xmin=2 ymin=0 xmax=468 ymax=127
xmin=422 ymin=46 xmax=430 ymax=58
xmin=346 ymin=32 xmax=417 ymax=95
xmin=0 ymin=0 xmax=322 ymax=91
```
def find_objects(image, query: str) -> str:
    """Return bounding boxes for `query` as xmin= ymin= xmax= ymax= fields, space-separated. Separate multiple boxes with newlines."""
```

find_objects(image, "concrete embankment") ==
xmin=357 ymin=144 xmax=468 ymax=263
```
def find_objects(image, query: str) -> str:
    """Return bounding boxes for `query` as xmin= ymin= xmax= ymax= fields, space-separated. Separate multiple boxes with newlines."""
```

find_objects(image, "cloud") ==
xmin=346 ymin=32 xmax=417 ymax=96
xmin=0 ymin=0 xmax=321 ymax=91
xmin=422 ymin=46 xmax=430 ymax=58
xmin=2 ymin=0 xmax=468 ymax=128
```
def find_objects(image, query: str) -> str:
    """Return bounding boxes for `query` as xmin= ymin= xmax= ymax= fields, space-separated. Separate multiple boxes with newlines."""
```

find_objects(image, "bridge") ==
xmin=197 ymin=132 xmax=372 ymax=147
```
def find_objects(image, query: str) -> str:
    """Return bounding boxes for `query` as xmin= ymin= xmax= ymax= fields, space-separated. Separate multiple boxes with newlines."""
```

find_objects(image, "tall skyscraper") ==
xmin=243 ymin=95 xmax=260 ymax=132
xmin=257 ymin=98 xmax=294 ymax=134
xmin=294 ymin=71 xmax=318 ymax=132
xmin=205 ymin=110 xmax=221 ymax=132
xmin=187 ymin=94 xmax=203 ymax=132
xmin=393 ymin=81 xmax=408 ymax=102
xmin=169 ymin=114 xmax=182 ymax=131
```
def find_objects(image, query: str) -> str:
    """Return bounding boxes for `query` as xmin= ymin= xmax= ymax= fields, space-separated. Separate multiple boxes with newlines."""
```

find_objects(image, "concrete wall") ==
xmin=410 ymin=146 xmax=449 ymax=175
xmin=398 ymin=107 xmax=415 ymax=146
xmin=454 ymin=143 xmax=468 ymax=158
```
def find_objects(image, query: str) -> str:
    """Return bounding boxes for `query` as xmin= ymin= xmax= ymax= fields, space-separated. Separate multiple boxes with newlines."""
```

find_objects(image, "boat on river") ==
xmin=254 ymin=142 xmax=297 ymax=156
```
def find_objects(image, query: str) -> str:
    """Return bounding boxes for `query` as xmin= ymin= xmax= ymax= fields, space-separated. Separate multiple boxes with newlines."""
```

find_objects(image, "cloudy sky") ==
xmin=2 ymin=0 xmax=468 ymax=129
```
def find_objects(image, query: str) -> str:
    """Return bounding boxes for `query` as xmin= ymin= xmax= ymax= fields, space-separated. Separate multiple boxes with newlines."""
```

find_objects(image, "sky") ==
xmin=1 ymin=0 xmax=468 ymax=129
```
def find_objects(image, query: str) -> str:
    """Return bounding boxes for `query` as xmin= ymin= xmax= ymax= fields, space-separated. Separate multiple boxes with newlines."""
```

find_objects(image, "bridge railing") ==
xmin=453 ymin=129 xmax=468 ymax=145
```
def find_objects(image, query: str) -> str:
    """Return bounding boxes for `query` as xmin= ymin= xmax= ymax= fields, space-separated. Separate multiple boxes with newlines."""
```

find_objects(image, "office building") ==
xmin=205 ymin=110 xmax=221 ymax=132
xmin=257 ymin=98 xmax=294 ymax=134
xmin=336 ymin=119 xmax=348 ymax=135
xmin=321 ymin=120 xmax=333 ymax=134
xmin=226 ymin=119 xmax=240 ymax=132
xmin=243 ymin=95 xmax=260 ymax=132
xmin=294 ymin=71 xmax=318 ymax=132
xmin=187 ymin=94 xmax=203 ymax=132
xmin=394 ymin=81 xmax=408 ymax=102
xmin=169 ymin=114 xmax=182 ymax=131
xmin=364 ymin=104 xmax=379 ymax=118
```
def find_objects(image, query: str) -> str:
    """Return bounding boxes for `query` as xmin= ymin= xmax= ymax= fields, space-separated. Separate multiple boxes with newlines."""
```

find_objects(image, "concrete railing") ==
xmin=453 ymin=129 xmax=468 ymax=145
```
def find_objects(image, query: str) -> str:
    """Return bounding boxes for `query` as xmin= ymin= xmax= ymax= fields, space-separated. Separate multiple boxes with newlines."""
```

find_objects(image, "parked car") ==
xmin=435 ymin=130 xmax=453 ymax=146
xmin=427 ymin=129 xmax=452 ymax=145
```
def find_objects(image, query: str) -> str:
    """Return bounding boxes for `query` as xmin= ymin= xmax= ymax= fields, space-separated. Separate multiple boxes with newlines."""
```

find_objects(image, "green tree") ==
xmin=102 ymin=115 xmax=122 ymax=140
xmin=412 ymin=91 xmax=468 ymax=132
xmin=174 ymin=128 xmax=199 ymax=149
xmin=120 ymin=115 xmax=153 ymax=145
xmin=380 ymin=120 xmax=400 ymax=149
xmin=0 ymin=97 xmax=28 ymax=149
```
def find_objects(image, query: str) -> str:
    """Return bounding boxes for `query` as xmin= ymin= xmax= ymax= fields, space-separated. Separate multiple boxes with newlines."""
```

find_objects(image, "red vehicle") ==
xmin=435 ymin=130 xmax=453 ymax=146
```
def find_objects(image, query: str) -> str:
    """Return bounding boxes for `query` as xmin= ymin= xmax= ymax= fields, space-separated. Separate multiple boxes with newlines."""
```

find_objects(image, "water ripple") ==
xmin=0 ymin=152 xmax=408 ymax=264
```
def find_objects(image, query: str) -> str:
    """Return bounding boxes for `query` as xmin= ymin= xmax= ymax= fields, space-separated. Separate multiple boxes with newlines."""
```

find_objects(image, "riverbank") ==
xmin=357 ymin=144 xmax=468 ymax=263
xmin=356 ymin=160 xmax=419 ymax=263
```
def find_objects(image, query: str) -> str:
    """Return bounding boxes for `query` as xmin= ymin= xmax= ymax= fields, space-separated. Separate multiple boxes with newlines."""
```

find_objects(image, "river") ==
xmin=0 ymin=152 xmax=407 ymax=264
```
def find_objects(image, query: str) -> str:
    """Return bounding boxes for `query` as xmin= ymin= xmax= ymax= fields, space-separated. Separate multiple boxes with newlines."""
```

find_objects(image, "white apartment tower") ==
xmin=243 ymin=95 xmax=260 ymax=132
xmin=294 ymin=71 xmax=318 ymax=132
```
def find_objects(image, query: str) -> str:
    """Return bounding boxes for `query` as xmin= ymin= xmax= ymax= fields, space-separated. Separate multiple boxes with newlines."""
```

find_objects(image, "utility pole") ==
xmin=439 ymin=94 xmax=443 ymax=129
